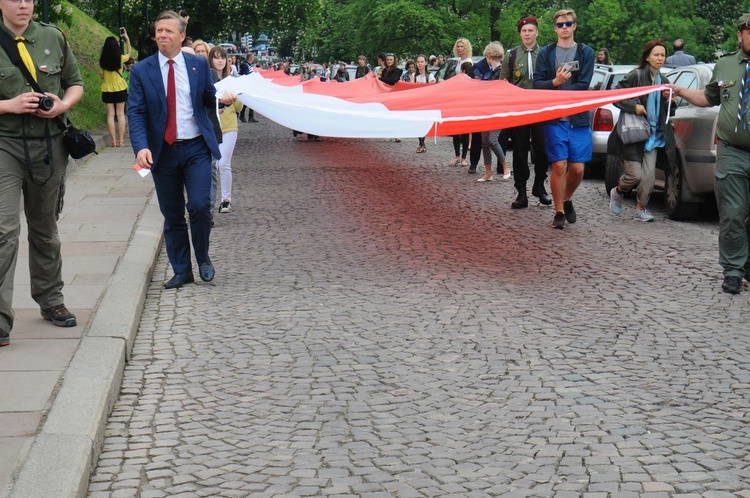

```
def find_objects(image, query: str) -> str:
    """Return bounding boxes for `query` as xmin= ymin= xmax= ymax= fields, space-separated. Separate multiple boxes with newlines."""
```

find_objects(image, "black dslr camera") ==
xmin=38 ymin=95 xmax=54 ymax=112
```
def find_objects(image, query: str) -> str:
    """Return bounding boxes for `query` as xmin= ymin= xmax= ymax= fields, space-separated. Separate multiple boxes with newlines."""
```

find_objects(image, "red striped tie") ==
xmin=164 ymin=59 xmax=177 ymax=145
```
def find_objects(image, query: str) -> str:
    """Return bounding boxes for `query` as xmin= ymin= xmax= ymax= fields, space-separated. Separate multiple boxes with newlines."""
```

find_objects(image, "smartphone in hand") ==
xmin=559 ymin=60 xmax=579 ymax=72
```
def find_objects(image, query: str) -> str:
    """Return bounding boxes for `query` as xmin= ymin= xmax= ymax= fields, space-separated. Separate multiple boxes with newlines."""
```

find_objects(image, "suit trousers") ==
xmin=0 ymin=135 xmax=68 ymax=333
xmin=152 ymin=138 xmax=213 ymax=274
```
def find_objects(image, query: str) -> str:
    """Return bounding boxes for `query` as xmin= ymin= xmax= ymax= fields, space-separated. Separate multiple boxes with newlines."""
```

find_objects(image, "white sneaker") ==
xmin=633 ymin=209 xmax=654 ymax=222
xmin=219 ymin=200 xmax=232 ymax=213
xmin=609 ymin=187 xmax=623 ymax=215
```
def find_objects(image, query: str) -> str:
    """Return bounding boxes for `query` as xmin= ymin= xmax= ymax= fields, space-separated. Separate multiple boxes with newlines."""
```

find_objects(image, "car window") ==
xmin=609 ymin=74 xmax=626 ymax=90
xmin=436 ymin=59 xmax=459 ymax=81
xmin=671 ymin=71 xmax=698 ymax=107
xmin=673 ymin=71 xmax=697 ymax=90
xmin=590 ymin=71 xmax=606 ymax=90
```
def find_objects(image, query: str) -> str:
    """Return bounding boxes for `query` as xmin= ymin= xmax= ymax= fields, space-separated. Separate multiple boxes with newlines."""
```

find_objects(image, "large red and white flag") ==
xmin=216 ymin=70 xmax=667 ymax=138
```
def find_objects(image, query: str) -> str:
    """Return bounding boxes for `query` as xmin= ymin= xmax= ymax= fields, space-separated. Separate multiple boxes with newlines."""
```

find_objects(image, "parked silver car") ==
xmin=600 ymin=64 xmax=718 ymax=220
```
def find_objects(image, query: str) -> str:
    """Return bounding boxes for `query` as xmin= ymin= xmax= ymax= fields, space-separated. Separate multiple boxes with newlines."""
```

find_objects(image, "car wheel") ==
xmin=604 ymin=154 xmax=622 ymax=194
xmin=665 ymin=159 xmax=701 ymax=221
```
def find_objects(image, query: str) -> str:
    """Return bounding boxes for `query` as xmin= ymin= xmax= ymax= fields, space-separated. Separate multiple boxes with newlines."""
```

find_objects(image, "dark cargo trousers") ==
xmin=715 ymin=141 xmax=750 ymax=278
xmin=0 ymin=135 xmax=68 ymax=334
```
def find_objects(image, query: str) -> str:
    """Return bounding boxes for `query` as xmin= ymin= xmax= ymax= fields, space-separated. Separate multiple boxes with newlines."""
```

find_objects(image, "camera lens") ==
xmin=38 ymin=96 xmax=54 ymax=112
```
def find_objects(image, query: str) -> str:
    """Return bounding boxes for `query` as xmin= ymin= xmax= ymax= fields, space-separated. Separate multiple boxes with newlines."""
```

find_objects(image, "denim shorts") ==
xmin=543 ymin=121 xmax=592 ymax=163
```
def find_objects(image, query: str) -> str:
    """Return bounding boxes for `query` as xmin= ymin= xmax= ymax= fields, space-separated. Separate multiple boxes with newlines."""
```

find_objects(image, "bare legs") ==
xmin=550 ymin=160 xmax=584 ymax=213
xmin=106 ymin=102 xmax=127 ymax=146
xmin=106 ymin=103 xmax=116 ymax=145
xmin=115 ymin=102 xmax=127 ymax=146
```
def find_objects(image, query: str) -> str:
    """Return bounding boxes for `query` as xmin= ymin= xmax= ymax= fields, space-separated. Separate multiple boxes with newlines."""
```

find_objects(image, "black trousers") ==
xmin=452 ymin=134 xmax=469 ymax=158
xmin=468 ymin=131 xmax=482 ymax=168
xmin=511 ymin=123 xmax=548 ymax=190
xmin=239 ymin=106 xmax=255 ymax=121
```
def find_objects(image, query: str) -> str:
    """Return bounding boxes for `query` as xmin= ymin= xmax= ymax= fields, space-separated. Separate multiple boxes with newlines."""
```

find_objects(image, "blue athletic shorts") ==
xmin=543 ymin=121 xmax=592 ymax=163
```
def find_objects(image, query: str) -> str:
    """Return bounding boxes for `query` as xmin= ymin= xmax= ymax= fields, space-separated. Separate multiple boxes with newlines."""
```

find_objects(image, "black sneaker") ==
xmin=0 ymin=329 xmax=9 ymax=347
xmin=563 ymin=200 xmax=576 ymax=224
xmin=40 ymin=304 xmax=77 ymax=327
xmin=722 ymin=276 xmax=742 ymax=294
xmin=552 ymin=212 xmax=566 ymax=229
xmin=744 ymin=262 xmax=750 ymax=282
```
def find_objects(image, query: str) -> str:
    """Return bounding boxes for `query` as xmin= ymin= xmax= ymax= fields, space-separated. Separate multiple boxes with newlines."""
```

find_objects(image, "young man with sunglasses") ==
xmin=533 ymin=9 xmax=594 ymax=229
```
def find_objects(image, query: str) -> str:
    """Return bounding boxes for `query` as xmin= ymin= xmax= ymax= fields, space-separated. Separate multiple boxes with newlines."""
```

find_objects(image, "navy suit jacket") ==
xmin=127 ymin=52 xmax=221 ymax=165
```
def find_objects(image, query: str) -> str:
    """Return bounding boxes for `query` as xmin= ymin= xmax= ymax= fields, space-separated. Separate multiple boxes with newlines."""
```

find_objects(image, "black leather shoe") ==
xmin=199 ymin=263 xmax=215 ymax=282
xmin=563 ymin=200 xmax=576 ymax=224
xmin=467 ymin=166 xmax=477 ymax=174
xmin=722 ymin=276 xmax=742 ymax=294
xmin=532 ymin=184 xmax=553 ymax=205
xmin=511 ymin=191 xmax=528 ymax=209
xmin=552 ymin=212 xmax=566 ymax=229
xmin=164 ymin=273 xmax=194 ymax=289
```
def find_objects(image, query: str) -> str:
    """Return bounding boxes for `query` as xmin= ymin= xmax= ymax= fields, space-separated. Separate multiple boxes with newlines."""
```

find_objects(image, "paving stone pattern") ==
xmin=88 ymin=120 xmax=750 ymax=497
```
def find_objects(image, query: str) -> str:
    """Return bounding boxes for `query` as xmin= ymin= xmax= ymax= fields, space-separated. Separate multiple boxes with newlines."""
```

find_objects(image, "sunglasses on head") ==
xmin=555 ymin=21 xmax=575 ymax=28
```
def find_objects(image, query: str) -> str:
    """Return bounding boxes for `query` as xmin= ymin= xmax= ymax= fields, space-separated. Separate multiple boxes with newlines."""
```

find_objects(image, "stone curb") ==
xmin=88 ymin=195 xmax=163 ymax=359
xmin=7 ymin=190 xmax=163 ymax=498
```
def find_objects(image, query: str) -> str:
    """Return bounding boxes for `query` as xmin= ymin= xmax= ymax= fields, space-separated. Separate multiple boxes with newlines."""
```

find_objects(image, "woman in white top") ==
xmin=414 ymin=54 xmax=435 ymax=153
xmin=452 ymin=38 xmax=473 ymax=77
xmin=445 ymin=38 xmax=474 ymax=165
xmin=414 ymin=54 xmax=436 ymax=84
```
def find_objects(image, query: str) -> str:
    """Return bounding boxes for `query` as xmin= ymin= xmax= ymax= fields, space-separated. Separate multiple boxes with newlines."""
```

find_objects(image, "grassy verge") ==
xmin=58 ymin=2 xmax=117 ymax=132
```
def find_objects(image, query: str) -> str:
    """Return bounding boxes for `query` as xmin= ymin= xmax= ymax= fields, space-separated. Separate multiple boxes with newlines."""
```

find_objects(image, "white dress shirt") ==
xmin=158 ymin=51 xmax=201 ymax=140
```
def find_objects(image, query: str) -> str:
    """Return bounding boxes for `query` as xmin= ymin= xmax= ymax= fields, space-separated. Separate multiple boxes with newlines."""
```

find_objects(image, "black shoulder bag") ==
xmin=0 ymin=27 xmax=97 ymax=159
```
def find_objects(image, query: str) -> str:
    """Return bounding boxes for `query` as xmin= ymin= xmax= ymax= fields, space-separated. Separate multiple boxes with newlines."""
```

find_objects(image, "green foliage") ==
xmin=71 ymin=0 xmax=750 ymax=64
xmin=56 ymin=2 xmax=114 ymax=131
xmin=36 ymin=1 xmax=75 ymax=26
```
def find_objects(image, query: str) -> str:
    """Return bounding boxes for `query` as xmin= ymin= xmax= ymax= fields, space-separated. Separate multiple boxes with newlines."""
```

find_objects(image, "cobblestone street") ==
xmin=87 ymin=118 xmax=750 ymax=497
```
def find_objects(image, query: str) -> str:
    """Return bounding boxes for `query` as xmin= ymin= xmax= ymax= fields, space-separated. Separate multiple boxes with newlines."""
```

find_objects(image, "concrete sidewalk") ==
xmin=0 ymin=139 xmax=164 ymax=498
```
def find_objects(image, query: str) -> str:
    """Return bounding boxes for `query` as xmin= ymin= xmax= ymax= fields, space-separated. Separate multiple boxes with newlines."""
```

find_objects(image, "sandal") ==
xmin=118 ymin=141 xmax=126 ymax=147
xmin=111 ymin=141 xmax=117 ymax=148
xmin=461 ymin=160 xmax=468 ymax=167
xmin=448 ymin=158 xmax=460 ymax=166
xmin=416 ymin=147 xmax=425 ymax=153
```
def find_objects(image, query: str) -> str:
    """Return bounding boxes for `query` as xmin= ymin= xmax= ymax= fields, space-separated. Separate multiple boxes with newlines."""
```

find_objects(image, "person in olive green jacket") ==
xmin=500 ymin=16 xmax=551 ymax=209
xmin=0 ymin=0 xmax=84 ymax=347
xmin=670 ymin=14 xmax=750 ymax=294
xmin=608 ymin=40 xmax=676 ymax=223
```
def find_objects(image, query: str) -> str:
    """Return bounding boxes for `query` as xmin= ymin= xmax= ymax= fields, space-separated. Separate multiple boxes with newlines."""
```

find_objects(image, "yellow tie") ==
xmin=15 ymin=36 xmax=37 ymax=82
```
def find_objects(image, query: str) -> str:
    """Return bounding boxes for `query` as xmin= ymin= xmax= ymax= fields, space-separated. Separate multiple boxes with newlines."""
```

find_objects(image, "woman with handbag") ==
xmin=607 ymin=39 xmax=676 ymax=222
xmin=99 ymin=30 xmax=131 ymax=147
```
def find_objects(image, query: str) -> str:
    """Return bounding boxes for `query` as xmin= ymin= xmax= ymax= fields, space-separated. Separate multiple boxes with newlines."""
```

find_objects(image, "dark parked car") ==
xmin=434 ymin=56 xmax=483 ymax=81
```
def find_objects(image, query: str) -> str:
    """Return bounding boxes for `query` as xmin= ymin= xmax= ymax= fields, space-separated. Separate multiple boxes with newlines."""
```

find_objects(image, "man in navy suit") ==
xmin=128 ymin=10 xmax=236 ymax=289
